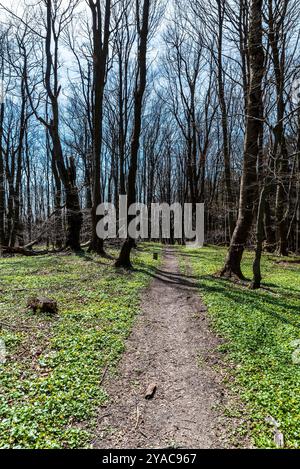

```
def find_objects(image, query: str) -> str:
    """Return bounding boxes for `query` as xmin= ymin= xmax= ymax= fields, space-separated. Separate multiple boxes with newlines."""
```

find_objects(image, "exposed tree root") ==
xmin=218 ymin=267 xmax=246 ymax=281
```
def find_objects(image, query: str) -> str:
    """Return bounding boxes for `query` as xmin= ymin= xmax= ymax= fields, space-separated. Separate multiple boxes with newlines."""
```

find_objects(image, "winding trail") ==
xmin=94 ymin=249 xmax=237 ymax=449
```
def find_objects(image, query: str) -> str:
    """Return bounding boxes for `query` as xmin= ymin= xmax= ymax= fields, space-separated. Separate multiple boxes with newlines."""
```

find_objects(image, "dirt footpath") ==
xmin=93 ymin=249 xmax=242 ymax=449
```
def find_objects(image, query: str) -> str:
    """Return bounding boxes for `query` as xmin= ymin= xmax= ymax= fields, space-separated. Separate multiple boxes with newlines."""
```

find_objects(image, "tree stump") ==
xmin=27 ymin=297 xmax=58 ymax=314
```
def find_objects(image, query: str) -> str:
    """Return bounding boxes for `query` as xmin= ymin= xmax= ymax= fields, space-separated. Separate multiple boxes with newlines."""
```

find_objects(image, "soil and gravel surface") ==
xmin=94 ymin=249 xmax=242 ymax=449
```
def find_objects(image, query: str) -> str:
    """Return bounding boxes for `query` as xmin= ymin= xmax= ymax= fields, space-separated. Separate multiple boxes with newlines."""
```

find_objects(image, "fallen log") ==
xmin=1 ymin=246 xmax=49 ymax=256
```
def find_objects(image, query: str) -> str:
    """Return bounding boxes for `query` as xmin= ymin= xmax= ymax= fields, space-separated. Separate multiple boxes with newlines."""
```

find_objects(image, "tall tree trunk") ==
xmin=296 ymin=109 xmax=300 ymax=253
xmin=221 ymin=0 xmax=265 ymax=278
xmin=264 ymin=198 xmax=276 ymax=252
xmin=251 ymin=185 xmax=266 ymax=288
xmin=11 ymin=74 xmax=27 ymax=247
xmin=0 ymin=97 xmax=4 ymax=254
xmin=217 ymin=0 xmax=235 ymax=237
xmin=88 ymin=0 xmax=111 ymax=255
xmin=24 ymin=130 xmax=32 ymax=243
xmin=44 ymin=0 xmax=82 ymax=251
xmin=267 ymin=0 xmax=289 ymax=256
xmin=115 ymin=0 xmax=150 ymax=268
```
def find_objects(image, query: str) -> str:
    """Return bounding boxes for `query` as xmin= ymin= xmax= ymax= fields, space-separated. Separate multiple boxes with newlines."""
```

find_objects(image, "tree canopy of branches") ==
xmin=0 ymin=0 xmax=299 ymax=282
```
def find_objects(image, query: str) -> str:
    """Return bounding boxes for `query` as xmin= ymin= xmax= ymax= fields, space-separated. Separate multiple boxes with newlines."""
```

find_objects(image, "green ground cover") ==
xmin=0 ymin=246 xmax=159 ymax=448
xmin=180 ymin=246 xmax=300 ymax=448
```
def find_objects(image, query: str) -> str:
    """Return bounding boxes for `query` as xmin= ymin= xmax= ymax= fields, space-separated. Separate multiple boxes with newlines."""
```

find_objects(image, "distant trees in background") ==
xmin=0 ymin=0 xmax=299 ymax=274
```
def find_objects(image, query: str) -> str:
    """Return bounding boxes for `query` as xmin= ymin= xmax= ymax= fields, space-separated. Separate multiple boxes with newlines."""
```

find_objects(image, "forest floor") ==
xmin=1 ymin=244 xmax=300 ymax=448
xmin=180 ymin=246 xmax=300 ymax=449
xmin=0 ymin=246 xmax=159 ymax=448
xmin=94 ymin=248 xmax=245 ymax=449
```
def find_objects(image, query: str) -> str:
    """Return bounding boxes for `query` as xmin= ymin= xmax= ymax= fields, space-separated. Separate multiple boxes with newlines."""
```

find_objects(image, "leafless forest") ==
xmin=0 ymin=0 xmax=300 ymax=279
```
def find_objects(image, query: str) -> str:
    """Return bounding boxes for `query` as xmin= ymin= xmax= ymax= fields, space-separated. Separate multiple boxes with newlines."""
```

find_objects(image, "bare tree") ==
xmin=115 ymin=0 xmax=151 ymax=268
xmin=221 ymin=0 xmax=265 ymax=278
xmin=88 ymin=0 xmax=112 ymax=255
